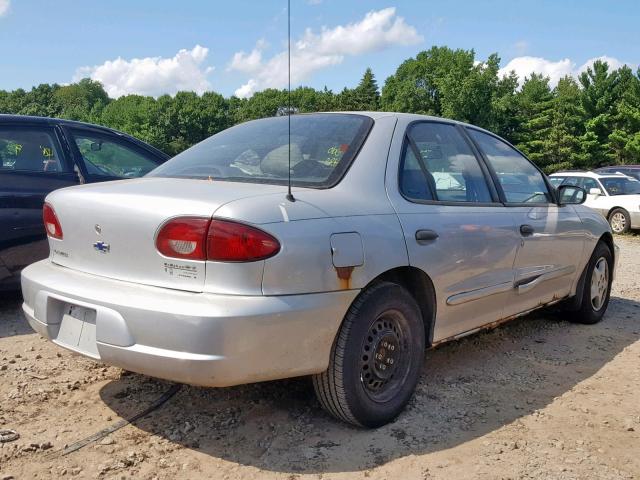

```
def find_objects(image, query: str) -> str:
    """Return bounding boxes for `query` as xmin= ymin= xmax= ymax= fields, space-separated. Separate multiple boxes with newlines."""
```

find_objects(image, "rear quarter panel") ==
xmin=260 ymin=214 xmax=408 ymax=295
xmin=572 ymin=204 xmax=614 ymax=273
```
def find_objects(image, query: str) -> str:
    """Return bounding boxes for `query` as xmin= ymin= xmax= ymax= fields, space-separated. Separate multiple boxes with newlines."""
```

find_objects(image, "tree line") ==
xmin=1 ymin=46 xmax=638 ymax=172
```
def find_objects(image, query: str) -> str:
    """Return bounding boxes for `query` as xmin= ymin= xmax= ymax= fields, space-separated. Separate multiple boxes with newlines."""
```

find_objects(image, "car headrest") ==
xmin=260 ymin=143 xmax=303 ymax=177
xmin=13 ymin=143 xmax=45 ymax=171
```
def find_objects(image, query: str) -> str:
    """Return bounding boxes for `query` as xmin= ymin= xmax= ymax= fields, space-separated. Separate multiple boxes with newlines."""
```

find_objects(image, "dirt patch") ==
xmin=1 ymin=236 xmax=639 ymax=479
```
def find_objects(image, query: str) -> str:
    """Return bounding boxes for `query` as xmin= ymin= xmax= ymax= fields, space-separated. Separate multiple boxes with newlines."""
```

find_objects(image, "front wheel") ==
xmin=569 ymin=242 xmax=613 ymax=324
xmin=312 ymin=282 xmax=425 ymax=428
xmin=608 ymin=208 xmax=630 ymax=234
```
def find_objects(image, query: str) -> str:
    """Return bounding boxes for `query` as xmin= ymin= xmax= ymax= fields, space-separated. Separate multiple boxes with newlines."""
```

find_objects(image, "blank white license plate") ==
xmin=55 ymin=304 xmax=99 ymax=358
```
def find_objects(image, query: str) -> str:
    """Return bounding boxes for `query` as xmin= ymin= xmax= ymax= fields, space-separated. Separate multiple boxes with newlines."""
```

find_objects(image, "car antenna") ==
xmin=285 ymin=0 xmax=295 ymax=202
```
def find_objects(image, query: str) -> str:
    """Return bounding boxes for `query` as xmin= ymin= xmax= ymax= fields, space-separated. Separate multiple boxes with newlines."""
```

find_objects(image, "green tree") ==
xmin=513 ymin=74 xmax=554 ymax=168
xmin=234 ymin=88 xmax=287 ymax=122
xmin=381 ymin=47 xmax=502 ymax=128
xmin=577 ymin=60 xmax=621 ymax=165
xmin=353 ymin=68 xmax=380 ymax=110
xmin=544 ymin=76 xmax=585 ymax=172
xmin=20 ymin=84 xmax=62 ymax=117
xmin=334 ymin=87 xmax=359 ymax=111
xmin=607 ymin=66 xmax=640 ymax=164
xmin=52 ymin=78 xmax=110 ymax=122
xmin=100 ymin=95 xmax=167 ymax=151
xmin=489 ymin=71 xmax=519 ymax=141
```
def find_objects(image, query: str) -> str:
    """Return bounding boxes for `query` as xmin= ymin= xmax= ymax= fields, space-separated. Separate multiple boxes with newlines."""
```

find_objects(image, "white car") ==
xmin=550 ymin=171 xmax=640 ymax=234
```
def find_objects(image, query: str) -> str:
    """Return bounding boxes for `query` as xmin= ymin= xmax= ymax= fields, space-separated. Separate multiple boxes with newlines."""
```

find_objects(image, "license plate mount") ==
xmin=54 ymin=303 xmax=99 ymax=358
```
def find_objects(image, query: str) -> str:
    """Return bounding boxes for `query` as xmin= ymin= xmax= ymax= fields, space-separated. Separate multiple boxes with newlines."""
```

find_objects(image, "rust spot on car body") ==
xmin=335 ymin=266 xmax=354 ymax=290
xmin=431 ymin=294 xmax=569 ymax=348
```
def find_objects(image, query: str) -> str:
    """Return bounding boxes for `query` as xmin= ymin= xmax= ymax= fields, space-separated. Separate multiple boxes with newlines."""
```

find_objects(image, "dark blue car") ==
xmin=0 ymin=115 xmax=169 ymax=289
xmin=594 ymin=165 xmax=640 ymax=181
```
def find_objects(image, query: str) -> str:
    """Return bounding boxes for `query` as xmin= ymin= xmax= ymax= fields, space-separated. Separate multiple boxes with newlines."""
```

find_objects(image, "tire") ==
xmin=608 ymin=208 xmax=630 ymax=234
xmin=569 ymin=242 xmax=613 ymax=325
xmin=312 ymin=282 xmax=425 ymax=428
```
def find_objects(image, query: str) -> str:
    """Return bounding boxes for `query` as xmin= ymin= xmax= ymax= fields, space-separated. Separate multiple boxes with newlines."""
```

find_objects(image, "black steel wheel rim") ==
xmin=359 ymin=309 xmax=411 ymax=403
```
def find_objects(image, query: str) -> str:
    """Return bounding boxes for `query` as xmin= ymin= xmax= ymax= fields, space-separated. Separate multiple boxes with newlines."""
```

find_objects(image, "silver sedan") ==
xmin=22 ymin=112 xmax=617 ymax=427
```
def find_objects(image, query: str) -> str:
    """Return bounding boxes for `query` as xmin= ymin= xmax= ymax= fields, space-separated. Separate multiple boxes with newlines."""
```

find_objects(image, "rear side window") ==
xmin=399 ymin=122 xmax=492 ymax=203
xmin=468 ymin=129 xmax=552 ymax=204
xmin=0 ymin=127 xmax=64 ymax=173
xmin=600 ymin=176 xmax=640 ymax=195
xmin=70 ymin=129 xmax=159 ymax=178
xmin=149 ymin=114 xmax=373 ymax=188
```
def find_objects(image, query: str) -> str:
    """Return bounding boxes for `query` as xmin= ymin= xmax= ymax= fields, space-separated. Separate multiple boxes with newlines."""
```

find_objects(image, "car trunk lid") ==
xmin=45 ymin=177 xmax=285 ymax=292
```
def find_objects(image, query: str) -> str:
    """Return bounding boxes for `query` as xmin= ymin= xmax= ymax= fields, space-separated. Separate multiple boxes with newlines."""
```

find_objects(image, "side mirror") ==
xmin=589 ymin=187 xmax=602 ymax=196
xmin=558 ymin=185 xmax=587 ymax=205
xmin=90 ymin=142 xmax=102 ymax=152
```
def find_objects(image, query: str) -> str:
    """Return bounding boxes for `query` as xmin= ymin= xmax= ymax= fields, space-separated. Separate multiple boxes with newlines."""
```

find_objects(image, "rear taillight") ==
xmin=43 ymin=203 xmax=63 ymax=239
xmin=207 ymin=219 xmax=280 ymax=262
xmin=156 ymin=217 xmax=280 ymax=262
xmin=156 ymin=217 xmax=209 ymax=260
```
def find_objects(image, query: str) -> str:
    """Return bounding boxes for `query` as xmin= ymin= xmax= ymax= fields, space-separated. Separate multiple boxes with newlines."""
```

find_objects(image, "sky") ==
xmin=0 ymin=0 xmax=638 ymax=99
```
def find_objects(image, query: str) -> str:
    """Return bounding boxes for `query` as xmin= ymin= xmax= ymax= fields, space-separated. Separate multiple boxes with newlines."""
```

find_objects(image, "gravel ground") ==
xmin=1 ymin=236 xmax=639 ymax=480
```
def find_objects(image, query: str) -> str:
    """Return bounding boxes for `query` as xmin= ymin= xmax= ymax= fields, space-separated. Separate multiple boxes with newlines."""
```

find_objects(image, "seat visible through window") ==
xmin=399 ymin=122 xmax=493 ymax=203
xmin=0 ymin=129 xmax=62 ymax=172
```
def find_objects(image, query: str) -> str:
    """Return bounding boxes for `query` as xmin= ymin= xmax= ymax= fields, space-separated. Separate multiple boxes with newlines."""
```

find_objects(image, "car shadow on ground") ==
xmin=99 ymin=295 xmax=640 ymax=474
xmin=0 ymin=292 xmax=32 ymax=338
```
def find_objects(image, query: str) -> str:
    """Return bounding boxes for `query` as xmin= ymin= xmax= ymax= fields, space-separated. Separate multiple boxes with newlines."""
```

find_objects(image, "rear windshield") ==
xmin=148 ymin=114 xmax=373 ymax=188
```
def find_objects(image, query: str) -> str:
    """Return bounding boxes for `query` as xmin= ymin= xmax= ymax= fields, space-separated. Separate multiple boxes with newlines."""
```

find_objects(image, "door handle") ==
xmin=415 ymin=229 xmax=439 ymax=243
xmin=520 ymin=224 xmax=534 ymax=236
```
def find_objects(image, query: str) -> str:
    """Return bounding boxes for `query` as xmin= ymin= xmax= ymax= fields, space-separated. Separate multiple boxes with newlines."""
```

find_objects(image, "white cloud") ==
xmin=229 ymin=7 xmax=423 ymax=98
xmin=74 ymin=45 xmax=214 ymax=98
xmin=499 ymin=56 xmax=575 ymax=86
xmin=499 ymin=55 xmax=637 ymax=87
xmin=227 ymin=39 xmax=267 ymax=73
xmin=0 ymin=0 xmax=10 ymax=17
xmin=576 ymin=55 xmax=628 ymax=74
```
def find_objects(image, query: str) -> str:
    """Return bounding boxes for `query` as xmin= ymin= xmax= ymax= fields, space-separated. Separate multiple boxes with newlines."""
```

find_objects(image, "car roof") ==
xmin=550 ymin=170 xmax=630 ymax=179
xmin=596 ymin=165 xmax=640 ymax=170
xmin=0 ymin=114 xmax=117 ymax=130
xmin=333 ymin=111 xmax=492 ymax=130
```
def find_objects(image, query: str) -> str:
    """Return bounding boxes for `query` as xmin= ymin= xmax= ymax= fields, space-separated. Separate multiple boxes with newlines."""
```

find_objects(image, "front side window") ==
xmin=70 ymin=130 xmax=159 ymax=178
xmin=600 ymin=177 xmax=640 ymax=196
xmin=560 ymin=176 xmax=581 ymax=187
xmin=149 ymin=114 xmax=373 ymax=188
xmin=399 ymin=123 xmax=492 ymax=203
xmin=0 ymin=128 xmax=63 ymax=173
xmin=468 ymin=129 xmax=552 ymax=204
xmin=580 ymin=177 xmax=600 ymax=192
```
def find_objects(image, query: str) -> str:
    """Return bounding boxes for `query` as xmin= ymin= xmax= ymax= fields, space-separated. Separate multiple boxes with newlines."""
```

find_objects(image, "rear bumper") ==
xmin=21 ymin=260 xmax=357 ymax=387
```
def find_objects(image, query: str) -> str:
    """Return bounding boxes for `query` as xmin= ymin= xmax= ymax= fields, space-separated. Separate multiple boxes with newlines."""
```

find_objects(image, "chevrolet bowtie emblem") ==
xmin=93 ymin=241 xmax=110 ymax=253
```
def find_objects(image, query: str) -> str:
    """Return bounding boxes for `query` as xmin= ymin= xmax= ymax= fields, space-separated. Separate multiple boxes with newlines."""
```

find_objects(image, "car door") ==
xmin=579 ymin=176 xmax=609 ymax=216
xmin=0 ymin=124 xmax=79 ymax=283
xmin=467 ymin=128 xmax=585 ymax=316
xmin=385 ymin=120 xmax=521 ymax=342
xmin=62 ymin=126 xmax=166 ymax=182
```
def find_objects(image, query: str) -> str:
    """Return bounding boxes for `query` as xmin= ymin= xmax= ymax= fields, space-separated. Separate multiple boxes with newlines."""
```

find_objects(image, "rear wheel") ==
xmin=312 ymin=282 xmax=425 ymax=428
xmin=569 ymin=242 xmax=613 ymax=324
xmin=608 ymin=208 xmax=630 ymax=234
